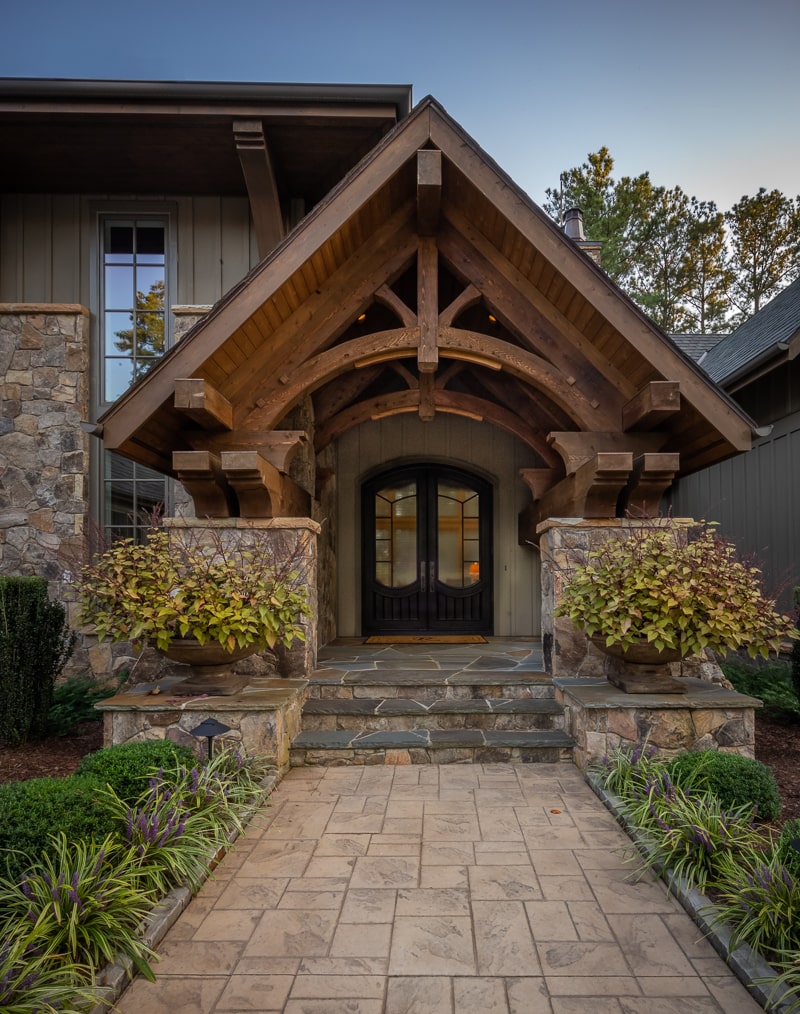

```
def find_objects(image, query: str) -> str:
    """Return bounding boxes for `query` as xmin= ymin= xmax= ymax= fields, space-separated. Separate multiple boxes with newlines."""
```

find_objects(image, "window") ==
xmin=102 ymin=220 xmax=167 ymax=402
xmin=97 ymin=215 xmax=173 ymax=538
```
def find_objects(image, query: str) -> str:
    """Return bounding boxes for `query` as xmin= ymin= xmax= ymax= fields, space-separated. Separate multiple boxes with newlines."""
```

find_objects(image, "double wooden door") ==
xmin=362 ymin=464 xmax=493 ymax=635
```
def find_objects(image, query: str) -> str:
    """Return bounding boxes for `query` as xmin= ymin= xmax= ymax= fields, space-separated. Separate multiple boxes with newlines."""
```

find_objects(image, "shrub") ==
xmin=74 ymin=739 xmax=198 ymax=803
xmin=721 ymin=658 xmax=799 ymax=714
xmin=667 ymin=750 xmax=781 ymax=821
xmin=47 ymin=670 xmax=121 ymax=737
xmin=0 ymin=775 xmax=117 ymax=883
xmin=0 ymin=576 xmax=75 ymax=745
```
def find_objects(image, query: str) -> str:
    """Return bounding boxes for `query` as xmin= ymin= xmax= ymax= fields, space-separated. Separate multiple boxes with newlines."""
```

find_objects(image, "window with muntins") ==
xmin=99 ymin=216 xmax=172 ymax=537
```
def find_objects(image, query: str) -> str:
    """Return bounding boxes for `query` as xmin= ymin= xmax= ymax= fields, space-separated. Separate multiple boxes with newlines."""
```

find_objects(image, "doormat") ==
xmin=365 ymin=635 xmax=488 ymax=644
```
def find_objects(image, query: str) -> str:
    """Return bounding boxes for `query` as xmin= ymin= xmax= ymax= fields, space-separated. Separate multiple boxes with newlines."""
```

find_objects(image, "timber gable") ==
xmin=98 ymin=96 xmax=755 ymax=535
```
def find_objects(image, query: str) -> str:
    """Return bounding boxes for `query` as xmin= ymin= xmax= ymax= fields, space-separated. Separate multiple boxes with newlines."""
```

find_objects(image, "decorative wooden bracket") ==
xmin=172 ymin=450 xmax=234 ymax=518
xmin=416 ymin=149 xmax=441 ymax=236
xmin=220 ymin=451 xmax=310 ymax=519
xmin=174 ymin=379 xmax=233 ymax=432
xmin=519 ymin=468 xmax=560 ymax=500
xmin=624 ymin=452 xmax=680 ymax=516
xmin=233 ymin=119 xmax=284 ymax=259
xmin=622 ymin=382 xmax=681 ymax=431
xmin=548 ymin=431 xmax=668 ymax=474
xmin=518 ymin=452 xmax=635 ymax=546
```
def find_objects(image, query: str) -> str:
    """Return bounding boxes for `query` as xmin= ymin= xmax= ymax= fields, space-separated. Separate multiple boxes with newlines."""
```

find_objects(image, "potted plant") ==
xmin=554 ymin=521 xmax=797 ymax=693
xmin=75 ymin=524 xmax=311 ymax=685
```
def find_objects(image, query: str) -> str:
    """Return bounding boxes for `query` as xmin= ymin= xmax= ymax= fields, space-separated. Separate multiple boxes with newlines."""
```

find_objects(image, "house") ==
xmin=669 ymin=278 xmax=800 ymax=609
xmin=0 ymin=78 xmax=757 ymax=676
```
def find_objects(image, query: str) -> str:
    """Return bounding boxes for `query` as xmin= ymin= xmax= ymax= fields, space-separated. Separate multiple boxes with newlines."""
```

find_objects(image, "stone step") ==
xmin=306 ymin=670 xmax=555 ymax=702
xmin=301 ymin=696 xmax=566 ymax=732
xmin=289 ymin=728 xmax=574 ymax=766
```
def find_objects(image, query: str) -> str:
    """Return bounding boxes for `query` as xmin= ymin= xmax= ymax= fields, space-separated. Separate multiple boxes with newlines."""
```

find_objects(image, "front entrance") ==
xmin=362 ymin=464 xmax=493 ymax=635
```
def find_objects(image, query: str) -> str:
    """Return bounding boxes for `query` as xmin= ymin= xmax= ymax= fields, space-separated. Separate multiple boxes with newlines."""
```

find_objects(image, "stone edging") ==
xmin=587 ymin=774 xmax=794 ymax=1013
xmin=90 ymin=768 xmax=283 ymax=1013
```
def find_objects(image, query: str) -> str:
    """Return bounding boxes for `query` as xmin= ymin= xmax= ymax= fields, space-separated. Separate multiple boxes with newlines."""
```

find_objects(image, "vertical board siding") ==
xmin=336 ymin=415 xmax=542 ymax=637
xmin=0 ymin=193 xmax=257 ymax=307
xmin=669 ymin=410 xmax=800 ymax=609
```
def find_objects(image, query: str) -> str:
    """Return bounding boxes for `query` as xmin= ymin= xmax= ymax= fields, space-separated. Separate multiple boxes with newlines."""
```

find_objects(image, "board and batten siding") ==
xmin=0 ymin=193 xmax=258 ymax=307
xmin=668 ymin=409 xmax=800 ymax=610
xmin=335 ymin=414 xmax=543 ymax=636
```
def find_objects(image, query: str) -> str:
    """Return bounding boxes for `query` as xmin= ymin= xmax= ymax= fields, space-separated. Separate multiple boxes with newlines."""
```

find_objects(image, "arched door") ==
xmin=362 ymin=464 xmax=493 ymax=635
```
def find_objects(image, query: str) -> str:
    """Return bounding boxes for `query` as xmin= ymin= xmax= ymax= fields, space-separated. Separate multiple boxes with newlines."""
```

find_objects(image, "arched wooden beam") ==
xmin=246 ymin=326 xmax=602 ymax=433
xmin=313 ymin=388 xmax=559 ymax=464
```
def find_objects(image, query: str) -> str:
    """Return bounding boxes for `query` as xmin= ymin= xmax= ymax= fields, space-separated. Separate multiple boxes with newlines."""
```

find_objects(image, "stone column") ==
xmin=0 ymin=304 xmax=92 ymax=669
xmin=538 ymin=517 xmax=696 ymax=678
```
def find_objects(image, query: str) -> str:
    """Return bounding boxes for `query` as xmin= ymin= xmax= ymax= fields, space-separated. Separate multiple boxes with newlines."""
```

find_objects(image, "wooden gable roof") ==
xmin=99 ymin=96 xmax=754 ymax=530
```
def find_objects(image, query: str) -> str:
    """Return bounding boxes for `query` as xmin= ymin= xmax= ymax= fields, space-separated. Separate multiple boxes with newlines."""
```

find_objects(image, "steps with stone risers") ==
xmin=290 ymin=669 xmax=574 ymax=766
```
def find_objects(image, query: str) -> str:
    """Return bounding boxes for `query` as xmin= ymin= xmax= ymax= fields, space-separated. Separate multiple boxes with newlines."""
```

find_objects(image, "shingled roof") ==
xmin=700 ymin=277 xmax=800 ymax=385
xmin=670 ymin=333 xmax=724 ymax=363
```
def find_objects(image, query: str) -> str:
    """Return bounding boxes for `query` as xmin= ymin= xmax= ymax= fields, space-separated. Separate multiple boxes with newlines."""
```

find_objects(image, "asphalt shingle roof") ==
xmin=669 ymin=333 xmax=724 ymax=363
xmin=699 ymin=277 xmax=800 ymax=384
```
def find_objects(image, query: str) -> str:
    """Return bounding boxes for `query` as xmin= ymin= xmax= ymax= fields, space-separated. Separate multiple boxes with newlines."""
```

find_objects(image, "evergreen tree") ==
xmin=682 ymin=199 xmax=733 ymax=334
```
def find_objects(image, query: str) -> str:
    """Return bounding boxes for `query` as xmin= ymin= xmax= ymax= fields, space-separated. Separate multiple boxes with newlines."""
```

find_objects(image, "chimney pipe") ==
xmin=564 ymin=207 xmax=585 ymax=241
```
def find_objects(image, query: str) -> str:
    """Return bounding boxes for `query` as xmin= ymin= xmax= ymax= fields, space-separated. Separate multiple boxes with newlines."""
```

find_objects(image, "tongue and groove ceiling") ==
xmin=99 ymin=96 xmax=754 ymax=534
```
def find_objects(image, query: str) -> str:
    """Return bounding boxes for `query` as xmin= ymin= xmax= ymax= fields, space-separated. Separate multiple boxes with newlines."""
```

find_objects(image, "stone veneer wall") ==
xmin=0 ymin=305 xmax=94 ymax=669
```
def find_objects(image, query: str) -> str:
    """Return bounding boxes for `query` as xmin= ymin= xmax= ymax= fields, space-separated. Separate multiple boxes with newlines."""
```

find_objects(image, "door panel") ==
xmin=362 ymin=464 xmax=493 ymax=634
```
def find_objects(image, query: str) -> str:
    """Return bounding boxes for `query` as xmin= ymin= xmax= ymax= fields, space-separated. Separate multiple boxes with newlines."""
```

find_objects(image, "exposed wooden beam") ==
xmin=313 ymin=366 xmax=383 ymax=423
xmin=438 ymin=283 xmax=481 ymax=328
xmin=174 ymin=378 xmax=234 ymax=431
xmin=418 ymin=371 xmax=436 ymax=421
xmin=183 ymin=430 xmax=308 ymax=473
xmin=233 ymin=120 xmax=285 ymax=259
xmin=519 ymin=468 xmax=561 ymax=500
xmin=172 ymin=450 xmax=233 ymax=518
xmin=548 ymin=431 xmax=669 ymax=474
xmin=220 ymin=451 xmax=310 ymax=518
xmin=375 ymin=283 xmax=417 ymax=327
xmin=417 ymin=236 xmax=439 ymax=373
xmin=622 ymin=382 xmax=681 ymax=432
xmin=416 ymin=148 xmax=442 ymax=235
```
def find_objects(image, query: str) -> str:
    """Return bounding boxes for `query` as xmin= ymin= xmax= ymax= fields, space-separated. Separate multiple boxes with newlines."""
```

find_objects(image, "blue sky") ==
xmin=4 ymin=0 xmax=797 ymax=213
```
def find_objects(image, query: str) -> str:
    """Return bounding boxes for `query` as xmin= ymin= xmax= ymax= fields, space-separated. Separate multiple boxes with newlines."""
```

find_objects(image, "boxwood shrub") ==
xmin=667 ymin=750 xmax=781 ymax=821
xmin=0 ymin=775 xmax=117 ymax=883
xmin=74 ymin=740 xmax=198 ymax=803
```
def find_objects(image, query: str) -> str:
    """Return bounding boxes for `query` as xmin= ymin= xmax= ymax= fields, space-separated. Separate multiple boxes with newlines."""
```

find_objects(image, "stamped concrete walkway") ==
xmin=116 ymin=762 xmax=763 ymax=1014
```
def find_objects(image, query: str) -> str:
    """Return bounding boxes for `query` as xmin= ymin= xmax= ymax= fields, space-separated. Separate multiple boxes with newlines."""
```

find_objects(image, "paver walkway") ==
xmin=116 ymin=762 xmax=763 ymax=1014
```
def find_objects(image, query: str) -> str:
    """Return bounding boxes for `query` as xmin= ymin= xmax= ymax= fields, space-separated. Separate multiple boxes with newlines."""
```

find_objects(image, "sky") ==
xmin=3 ymin=0 xmax=798 ymax=214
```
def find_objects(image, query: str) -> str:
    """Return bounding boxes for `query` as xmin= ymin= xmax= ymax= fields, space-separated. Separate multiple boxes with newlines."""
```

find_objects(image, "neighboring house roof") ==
xmin=670 ymin=333 xmax=724 ymax=363
xmin=699 ymin=277 xmax=800 ymax=385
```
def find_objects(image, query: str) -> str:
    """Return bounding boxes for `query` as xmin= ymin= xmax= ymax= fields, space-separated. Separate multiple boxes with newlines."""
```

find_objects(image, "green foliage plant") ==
xmin=756 ymin=952 xmax=800 ymax=1013
xmin=0 ymin=776 xmax=117 ymax=884
xmin=46 ymin=670 xmax=122 ymax=737
xmin=791 ymin=585 xmax=800 ymax=704
xmin=721 ymin=658 xmax=799 ymax=715
xmin=707 ymin=850 xmax=800 ymax=963
xmin=667 ymin=750 xmax=781 ymax=822
xmin=76 ymin=523 xmax=311 ymax=653
xmin=554 ymin=521 xmax=797 ymax=659
xmin=74 ymin=739 xmax=197 ymax=804
xmin=0 ymin=927 xmax=99 ymax=1014
xmin=618 ymin=769 xmax=760 ymax=893
xmin=0 ymin=832 xmax=157 ymax=982
xmin=591 ymin=738 xmax=667 ymax=798
xmin=778 ymin=819 xmax=800 ymax=879
xmin=0 ymin=576 xmax=76 ymax=746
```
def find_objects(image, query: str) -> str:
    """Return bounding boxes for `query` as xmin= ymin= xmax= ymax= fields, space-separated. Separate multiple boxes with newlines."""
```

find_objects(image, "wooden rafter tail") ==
xmin=174 ymin=378 xmax=234 ymax=431
xmin=622 ymin=381 xmax=681 ymax=431
xmin=172 ymin=450 xmax=233 ymax=518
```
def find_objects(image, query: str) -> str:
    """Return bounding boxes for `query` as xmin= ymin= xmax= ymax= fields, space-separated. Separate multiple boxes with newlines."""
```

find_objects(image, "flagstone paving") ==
xmin=116 ymin=763 xmax=764 ymax=1014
